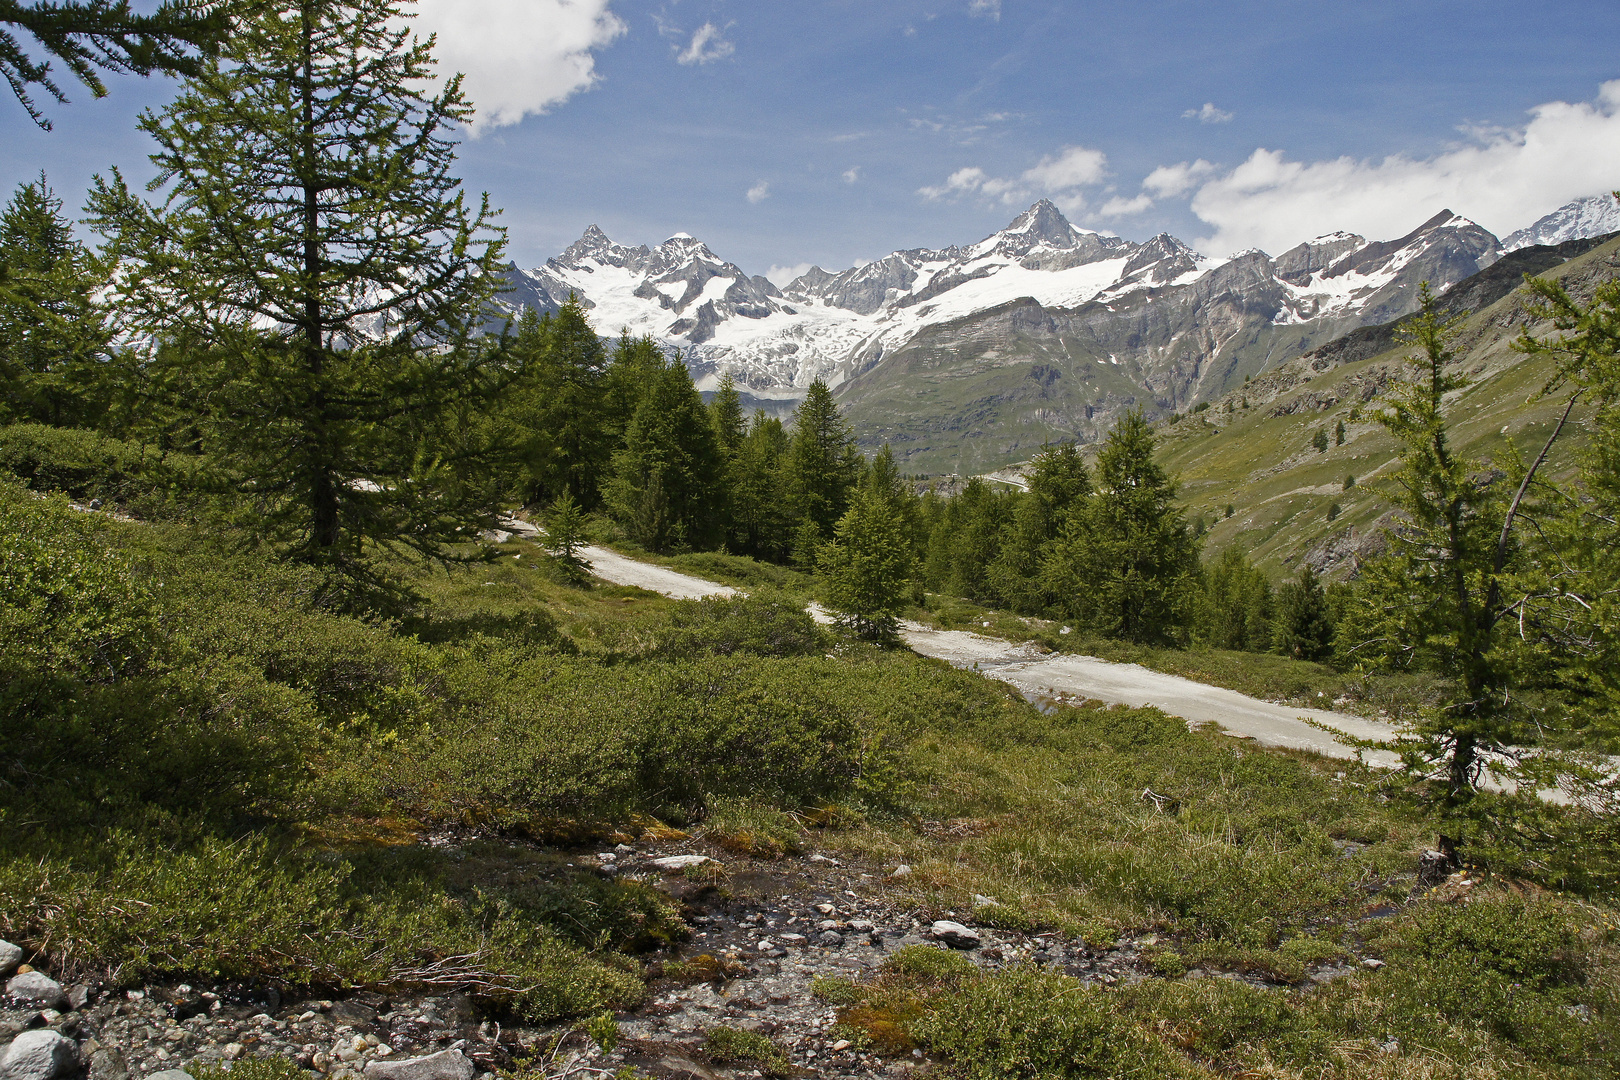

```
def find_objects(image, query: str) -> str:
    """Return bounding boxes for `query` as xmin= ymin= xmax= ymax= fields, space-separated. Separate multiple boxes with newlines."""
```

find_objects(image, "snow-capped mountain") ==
xmin=505 ymin=200 xmax=1498 ymax=420
xmin=1502 ymin=193 xmax=1620 ymax=251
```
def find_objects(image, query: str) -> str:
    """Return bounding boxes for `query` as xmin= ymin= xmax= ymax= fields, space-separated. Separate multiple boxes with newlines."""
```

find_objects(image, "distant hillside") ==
xmin=1155 ymin=234 xmax=1620 ymax=580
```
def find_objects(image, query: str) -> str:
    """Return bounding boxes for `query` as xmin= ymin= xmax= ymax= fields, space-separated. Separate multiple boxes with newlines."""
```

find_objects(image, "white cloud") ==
xmin=1022 ymin=146 xmax=1107 ymax=191
xmin=1186 ymin=80 xmax=1620 ymax=256
xmin=968 ymin=0 xmax=1001 ymax=18
xmin=746 ymin=180 xmax=771 ymax=204
xmin=917 ymin=145 xmax=1108 ymax=209
xmin=1142 ymin=159 xmax=1216 ymax=199
xmin=767 ymin=262 xmax=814 ymax=286
xmin=411 ymin=0 xmax=626 ymax=134
xmin=842 ymin=166 xmax=862 ymax=183
xmin=678 ymin=21 xmax=735 ymax=65
xmin=1098 ymin=193 xmax=1154 ymax=217
xmin=1183 ymin=102 xmax=1234 ymax=124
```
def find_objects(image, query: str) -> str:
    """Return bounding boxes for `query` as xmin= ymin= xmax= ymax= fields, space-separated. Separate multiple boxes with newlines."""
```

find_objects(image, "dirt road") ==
xmin=571 ymin=545 xmax=1399 ymax=763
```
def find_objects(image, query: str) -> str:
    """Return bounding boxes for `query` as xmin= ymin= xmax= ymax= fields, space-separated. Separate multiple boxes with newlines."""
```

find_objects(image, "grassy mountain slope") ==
xmin=1157 ymin=235 xmax=1620 ymax=579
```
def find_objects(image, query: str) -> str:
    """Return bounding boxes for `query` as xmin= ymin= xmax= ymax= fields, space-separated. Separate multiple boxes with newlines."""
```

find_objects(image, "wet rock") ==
xmin=930 ymin=921 xmax=981 ymax=949
xmin=0 ymin=1029 xmax=80 ymax=1080
xmin=651 ymin=855 xmax=712 ymax=871
xmin=87 ymin=1047 xmax=128 ymax=1080
xmin=328 ymin=1000 xmax=378 ymax=1027
xmin=5 ymin=974 xmax=67 ymax=1011
xmin=816 ymin=932 xmax=845 ymax=947
xmin=363 ymin=1048 xmax=474 ymax=1080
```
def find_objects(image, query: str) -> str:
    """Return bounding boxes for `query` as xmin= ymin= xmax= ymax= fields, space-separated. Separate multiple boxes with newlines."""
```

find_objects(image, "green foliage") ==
xmin=604 ymin=351 xmax=722 ymax=552
xmin=1312 ymin=427 xmax=1329 ymax=452
xmin=727 ymin=409 xmax=792 ymax=560
xmin=1189 ymin=545 xmax=1273 ymax=652
xmin=1044 ymin=411 xmax=1199 ymax=643
xmin=542 ymin=491 xmax=591 ymax=581
xmin=87 ymin=0 xmax=506 ymax=594
xmin=820 ymin=485 xmax=914 ymax=641
xmin=910 ymin=967 xmax=1184 ymax=1080
xmin=190 ymin=1058 xmax=307 ymax=1080
xmin=0 ymin=176 xmax=112 ymax=427
xmin=0 ymin=0 xmax=225 ymax=128
xmin=653 ymin=593 xmax=825 ymax=659
xmin=702 ymin=1026 xmax=791 ymax=1076
xmin=703 ymin=796 xmax=806 ymax=859
xmin=881 ymin=945 xmax=977 ymax=981
xmin=1272 ymin=564 xmax=1334 ymax=661
xmin=785 ymin=378 xmax=862 ymax=537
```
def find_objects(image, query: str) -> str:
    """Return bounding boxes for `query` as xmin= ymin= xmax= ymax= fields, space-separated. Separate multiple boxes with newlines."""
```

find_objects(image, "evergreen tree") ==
xmin=729 ymin=409 xmax=791 ymax=560
xmin=1044 ymin=410 xmax=1197 ymax=643
xmin=987 ymin=442 xmax=1091 ymax=614
xmin=0 ymin=174 xmax=110 ymax=426
xmin=1193 ymin=546 xmax=1273 ymax=652
xmin=87 ymin=0 xmax=505 ymax=590
xmin=1272 ymin=564 xmax=1331 ymax=660
xmin=819 ymin=485 xmax=913 ymax=642
xmin=542 ymin=489 xmax=591 ymax=582
xmin=500 ymin=297 xmax=614 ymax=507
xmin=2 ymin=0 xmax=226 ymax=128
xmin=710 ymin=372 xmax=746 ymax=462
xmin=785 ymin=378 xmax=862 ymax=540
xmin=604 ymin=354 xmax=722 ymax=552
xmin=1342 ymin=286 xmax=1526 ymax=796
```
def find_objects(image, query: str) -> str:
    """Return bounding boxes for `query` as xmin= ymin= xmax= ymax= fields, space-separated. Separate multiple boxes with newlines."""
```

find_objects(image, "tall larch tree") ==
xmin=88 ymin=0 xmax=506 ymax=592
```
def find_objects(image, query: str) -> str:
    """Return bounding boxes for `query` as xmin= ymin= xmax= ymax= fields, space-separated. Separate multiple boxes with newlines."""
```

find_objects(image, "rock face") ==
xmin=1503 ymin=192 xmax=1620 ymax=251
xmin=4 ymin=974 xmax=67 ymax=1011
xmin=501 ymin=200 xmax=1505 ymax=474
xmin=363 ymin=1049 xmax=474 ymax=1080
xmin=0 ymin=1030 xmax=80 ymax=1080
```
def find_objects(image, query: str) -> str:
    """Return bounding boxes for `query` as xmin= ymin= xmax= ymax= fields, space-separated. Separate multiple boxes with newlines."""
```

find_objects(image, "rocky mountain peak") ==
xmin=1503 ymin=192 xmax=1620 ymax=251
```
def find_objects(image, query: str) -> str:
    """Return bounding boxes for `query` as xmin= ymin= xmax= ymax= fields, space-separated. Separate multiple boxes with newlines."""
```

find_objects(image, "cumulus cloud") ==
xmin=1183 ymin=102 xmax=1233 ymax=124
xmin=1142 ymin=159 xmax=1216 ymax=199
xmin=411 ymin=0 xmax=626 ymax=134
xmin=766 ymin=262 xmax=815 ymax=286
xmin=843 ymin=166 xmax=862 ymax=183
xmin=1185 ymin=80 xmax=1620 ymax=255
xmin=917 ymin=145 xmax=1108 ymax=214
xmin=678 ymin=21 xmax=735 ymax=65
xmin=746 ymin=180 xmax=771 ymax=204
xmin=968 ymin=0 xmax=1001 ymax=18
xmin=1098 ymin=194 xmax=1154 ymax=217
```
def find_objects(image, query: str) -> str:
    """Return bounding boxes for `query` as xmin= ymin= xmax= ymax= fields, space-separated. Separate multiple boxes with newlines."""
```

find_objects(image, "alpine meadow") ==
xmin=3 ymin=3 xmax=1620 ymax=1080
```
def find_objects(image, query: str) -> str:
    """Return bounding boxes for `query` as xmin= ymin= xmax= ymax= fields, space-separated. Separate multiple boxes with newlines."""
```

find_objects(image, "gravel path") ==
xmin=575 ymin=547 xmax=1400 ymax=764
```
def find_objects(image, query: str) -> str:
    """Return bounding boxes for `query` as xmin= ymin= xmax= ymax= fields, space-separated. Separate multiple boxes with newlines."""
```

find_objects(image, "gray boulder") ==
xmin=363 ymin=1049 xmax=475 ymax=1080
xmin=0 ymin=1030 xmax=80 ymax=1080
xmin=0 ymin=944 xmax=20 ymax=976
xmin=146 ymin=1071 xmax=194 ymax=1080
xmin=4 ymin=974 xmax=66 ymax=1010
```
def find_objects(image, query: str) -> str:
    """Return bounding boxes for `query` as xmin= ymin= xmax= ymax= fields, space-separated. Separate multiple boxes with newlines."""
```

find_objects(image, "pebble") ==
xmin=1362 ymin=958 xmax=1386 ymax=969
xmin=0 ymin=1029 xmax=79 ymax=1080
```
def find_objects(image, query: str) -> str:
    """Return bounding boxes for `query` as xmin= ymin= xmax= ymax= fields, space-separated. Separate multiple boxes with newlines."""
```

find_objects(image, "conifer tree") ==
xmin=729 ymin=409 xmax=790 ymax=560
xmin=1272 ymin=564 xmax=1331 ymax=659
xmin=0 ymin=174 xmax=110 ymax=426
xmin=2 ymin=0 xmax=226 ymax=128
xmin=1044 ymin=410 xmax=1197 ymax=643
xmin=987 ymin=442 xmax=1091 ymax=613
xmin=88 ymin=0 xmax=505 ymax=590
xmin=820 ymin=485 xmax=913 ymax=642
xmin=605 ymin=354 xmax=722 ymax=552
xmin=785 ymin=378 xmax=862 ymax=540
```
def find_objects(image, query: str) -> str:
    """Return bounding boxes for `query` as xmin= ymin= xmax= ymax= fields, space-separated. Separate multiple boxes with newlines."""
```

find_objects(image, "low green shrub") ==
xmin=910 ymin=967 xmax=1189 ymax=1080
xmin=702 ymin=1026 xmax=790 ymax=1076
xmin=0 ymin=422 xmax=205 ymax=512
xmin=652 ymin=592 xmax=825 ymax=659
xmin=881 ymin=944 xmax=977 ymax=982
xmin=703 ymin=796 xmax=806 ymax=858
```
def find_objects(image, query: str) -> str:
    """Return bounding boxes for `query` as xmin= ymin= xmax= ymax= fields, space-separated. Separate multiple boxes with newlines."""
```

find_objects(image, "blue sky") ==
xmin=5 ymin=0 xmax=1620 ymax=278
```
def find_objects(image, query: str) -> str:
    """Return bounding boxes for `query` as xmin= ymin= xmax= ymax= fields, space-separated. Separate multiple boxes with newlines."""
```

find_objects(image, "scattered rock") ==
xmin=363 ymin=1049 xmax=475 ymax=1080
xmin=5 ymin=974 xmax=67 ymax=1011
xmin=0 ymin=1029 xmax=80 ymax=1080
xmin=1362 ymin=958 xmax=1386 ymax=969
xmin=651 ymin=855 xmax=713 ymax=871
xmin=63 ymin=987 xmax=90 ymax=1012
xmin=0 ymin=945 xmax=20 ymax=977
xmin=146 ymin=1071 xmax=194 ymax=1080
xmin=890 ymin=865 xmax=912 ymax=878
xmin=930 ymin=921 xmax=981 ymax=949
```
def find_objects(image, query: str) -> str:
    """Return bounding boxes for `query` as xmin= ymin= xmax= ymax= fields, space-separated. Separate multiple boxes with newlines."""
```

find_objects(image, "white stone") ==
xmin=890 ymin=865 xmax=912 ymax=878
xmin=0 ymin=1030 xmax=79 ymax=1080
xmin=0 ymin=943 xmax=20 ymax=975
xmin=363 ymin=1050 xmax=475 ymax=1080
xmin=931 ymin=920 xmax=982 ymax=949
xmin=651 ymin=855 xmax=713 ymax=871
